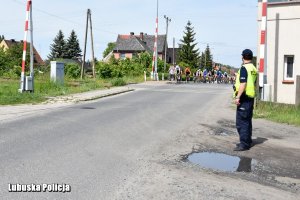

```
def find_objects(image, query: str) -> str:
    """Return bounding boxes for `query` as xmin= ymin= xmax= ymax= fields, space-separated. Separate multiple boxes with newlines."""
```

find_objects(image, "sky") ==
xmin=1 ymin=0 xmax=258 ymax=68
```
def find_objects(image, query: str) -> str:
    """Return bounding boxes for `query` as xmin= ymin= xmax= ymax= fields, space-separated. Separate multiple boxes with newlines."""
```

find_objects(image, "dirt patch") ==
xmin=200 ymin=123 xmax=236 ymax=136
xmin=115 ymin=88 xmax=300 ymax=200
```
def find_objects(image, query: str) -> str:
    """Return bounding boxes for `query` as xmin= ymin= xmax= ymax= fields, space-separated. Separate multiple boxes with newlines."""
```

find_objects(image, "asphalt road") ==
xmin=0 ymin=83 xmax=232 ymax=199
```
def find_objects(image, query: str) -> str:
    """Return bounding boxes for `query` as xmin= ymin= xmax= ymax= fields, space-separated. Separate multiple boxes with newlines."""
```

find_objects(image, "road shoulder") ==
xmin=0 ymin=86 xmax=133 ymax=123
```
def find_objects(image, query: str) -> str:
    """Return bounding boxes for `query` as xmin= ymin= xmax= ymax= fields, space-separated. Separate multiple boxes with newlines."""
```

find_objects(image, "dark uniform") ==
xmin=236 ymin=66 xmax=254 ymax=150
xmin=234 ymin=49 xmax=257 ymax=151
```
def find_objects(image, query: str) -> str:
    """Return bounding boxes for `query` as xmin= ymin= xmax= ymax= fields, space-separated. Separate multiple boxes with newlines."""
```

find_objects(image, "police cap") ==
xmin=241 ymin=49 xmax=253 ymax=57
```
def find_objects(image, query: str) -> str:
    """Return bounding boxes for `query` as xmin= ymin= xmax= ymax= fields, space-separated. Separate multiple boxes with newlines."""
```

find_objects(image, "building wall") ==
xmin=258 ymin=2 xmax=300 ymax=104
xmin=158 ymin=53 xmax=163 ymax=60
xmin=113 ymin=52 xmax=133 ymax=59
xmin=114 ymin=53 xmax=120 ymax=59
xmin=296 ymin=75 xmax=300 ymax=105
xmin=125 ymin=53 xmax=133 ymax=59
xmin=0 ymin=40 xmax=9 ymax=51
xmin=114 ymin=51 xmax=164 ymax=61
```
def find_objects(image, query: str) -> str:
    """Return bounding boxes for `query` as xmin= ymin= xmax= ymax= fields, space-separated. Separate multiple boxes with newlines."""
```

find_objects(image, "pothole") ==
xmin=187 ymin=152 xmax=257 ymax=172
xmin=199 ymin=123 xmax=236 ymax=136
xmin=80 ymin=107 xmax=96 ymax=110
xmin=217 ymin=120 xmax=236 ymax=129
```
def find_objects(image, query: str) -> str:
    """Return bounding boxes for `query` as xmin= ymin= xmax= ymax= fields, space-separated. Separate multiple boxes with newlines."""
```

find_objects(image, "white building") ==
xmin=258 ymin=0 xmax=300 ymax=105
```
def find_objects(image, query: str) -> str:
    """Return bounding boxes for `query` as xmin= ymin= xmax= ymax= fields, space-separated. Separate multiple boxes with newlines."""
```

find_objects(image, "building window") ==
xmin=120 ymin=53 xmax=126 ymax=60
xmin=132 ymin=53 xmax=138 ymax=59
xmin=284 ymin=55 xmax=294 ymax=81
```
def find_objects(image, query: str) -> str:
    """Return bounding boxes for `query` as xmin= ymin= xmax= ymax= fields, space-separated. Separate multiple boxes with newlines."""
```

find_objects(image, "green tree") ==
xmin=65 ymin=30 xmax=82 ymax=59
xmin=6 ymin=43 xmax=30 ymax=69
xmin=202 ymin=44 xmax=213 ymax=71
xmin=199 ymin=52 xmax=205 ymax=69
xmin=0 ymin=35 xmax=4 ymax=42
xmin=252 ymin=56 xmax=257 ymax=67
xmin=0 ymin=47 xmax=8 ymax=71
xmin=48 ymin=30 xmax=67 ymax=60
xmin=138 ymin=52 xmax=152 ymax=69
xmin=103 ymin=42 xmax=116 ymax=58
xmin=178 ymin=21 xmax=200 ymax=68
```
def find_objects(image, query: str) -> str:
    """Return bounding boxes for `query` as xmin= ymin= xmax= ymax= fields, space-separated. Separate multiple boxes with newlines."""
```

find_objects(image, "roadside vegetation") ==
xmin=0 ymin=22 xmax=236 ymax=105
xmin=0 ymin=57 xmax=148 ymax=105
xmin=254 ymin=101 xmax=300 ymax=126
xmin=0 ymin=75 xmax=144 ymax=105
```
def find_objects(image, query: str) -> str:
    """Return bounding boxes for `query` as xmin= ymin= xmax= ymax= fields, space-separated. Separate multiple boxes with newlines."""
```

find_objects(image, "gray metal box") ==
xmin=263 ymin=84 xmax=272 ymax=102
xmin=25 ymin=76 xmax=33 ymax=91
xmin=51 ymin=61 xmax=64 ymax=84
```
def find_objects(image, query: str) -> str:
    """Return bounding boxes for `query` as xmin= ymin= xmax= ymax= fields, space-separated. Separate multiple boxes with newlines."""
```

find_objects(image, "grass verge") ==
xmin=0 ymin=75 xmax=143 ymax=105
xmin=254 ymin=101 xmax=300 ymax=126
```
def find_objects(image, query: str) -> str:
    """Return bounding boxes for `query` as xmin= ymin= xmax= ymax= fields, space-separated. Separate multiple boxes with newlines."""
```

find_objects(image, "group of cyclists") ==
xmin=168 ymin=64 xmax=235 ymax=84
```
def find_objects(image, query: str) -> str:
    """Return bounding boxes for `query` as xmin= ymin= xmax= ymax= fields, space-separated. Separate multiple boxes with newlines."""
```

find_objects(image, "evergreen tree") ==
xmin=48 ymin=30 xmax=67 ymax=60
xmin=203 ymin=44 xmax=213 ymax=71
xmin=178 ymin=21 xmax=200 ymax=68
xmin=0 ymin=35 xmax=4 ymax=42
xmin=200 ymin=52 xmax=205 ymax=68
xmin=65 ymin=30 xmax=82 ymax=59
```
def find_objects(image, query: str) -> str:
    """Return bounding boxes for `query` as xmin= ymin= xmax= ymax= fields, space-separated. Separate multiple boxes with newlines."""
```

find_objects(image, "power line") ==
xmin=12 ymin=0 xmax=118 ymax=35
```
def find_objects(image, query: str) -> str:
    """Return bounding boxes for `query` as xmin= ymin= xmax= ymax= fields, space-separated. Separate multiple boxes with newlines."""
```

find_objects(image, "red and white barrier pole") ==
xmin=259 ymin=0 xmax=267 ymax=89
xmin=151 ymin=0 xmax=158 ymax=80
xmin=151 ymin=31 xmax=157 ymax=79
xmin=20 ymin=0 xmax=32 ymax=92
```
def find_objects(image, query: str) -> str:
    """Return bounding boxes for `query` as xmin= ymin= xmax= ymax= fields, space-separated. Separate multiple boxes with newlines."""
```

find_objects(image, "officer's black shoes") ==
xmin=233 ymin=146 xmax=250 ymax=151
xmin=236 ymin=143 xmax=254 ymax=147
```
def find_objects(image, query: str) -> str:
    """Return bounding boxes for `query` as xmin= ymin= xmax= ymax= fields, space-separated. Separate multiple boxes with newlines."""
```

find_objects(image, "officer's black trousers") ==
xmin=236 ymin=98 xmax=254 ymax=149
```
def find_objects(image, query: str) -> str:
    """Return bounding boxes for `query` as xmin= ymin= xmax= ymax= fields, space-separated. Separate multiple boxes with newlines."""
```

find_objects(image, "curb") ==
xmin=42 ymin=88 xmax=134 ymax=104
xmin=79 ymin=88 xmax=135 ymax=102
xmin=0 ymin=88 xmax=135 ymax=123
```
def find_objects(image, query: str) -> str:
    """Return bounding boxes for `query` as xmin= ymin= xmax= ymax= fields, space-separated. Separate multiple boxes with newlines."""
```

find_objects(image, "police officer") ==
xmin=233 ymin=49 xmax=257 ymax=151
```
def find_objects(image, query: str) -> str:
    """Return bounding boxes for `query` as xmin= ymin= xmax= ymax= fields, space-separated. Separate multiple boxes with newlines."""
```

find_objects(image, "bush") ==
xmin=97 ymin=54 xmax=152 ymax=79
xmin=112 ymin=65 xmax=124 ymax=78
xmin=2 ymin=66 xmax=22 ymax=78
xmin=157 ymin=59 xmax=165 ymax=73
xmin=128 ymin=62 xmax=144 ymax=76
xmin=96 ymin=62 xmax=113 ymax=78
xmin=138 ymin=52 xmax=152 ymax=69
xmin=110 ymin=78 xmax=126 ymax=86
xmin=158 ymin=72 xmax=169 ymax=80
xmin=65 ymin=63 xmax=81 ymax=78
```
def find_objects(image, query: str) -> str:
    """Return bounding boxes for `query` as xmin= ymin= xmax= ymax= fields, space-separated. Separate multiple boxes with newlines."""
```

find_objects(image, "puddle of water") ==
xmin=188 ymin=152 xmax=257 ymax=172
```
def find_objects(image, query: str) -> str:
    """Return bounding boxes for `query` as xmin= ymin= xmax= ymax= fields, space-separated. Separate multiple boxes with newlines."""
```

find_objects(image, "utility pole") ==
xmin=89 ymin=10 xmax=96 ymax=79
xmin=151 ymin=0 xmax=159 ymax=80
xmin=81 ymin=9 xmax=95 ymax=79
xmin=163 ymin=15 xmax=171 ymax=81
xmin=19 ymin=0 xmax=34 ymax=93
xmin=173 ymin=37 xmax=175 ymax=66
